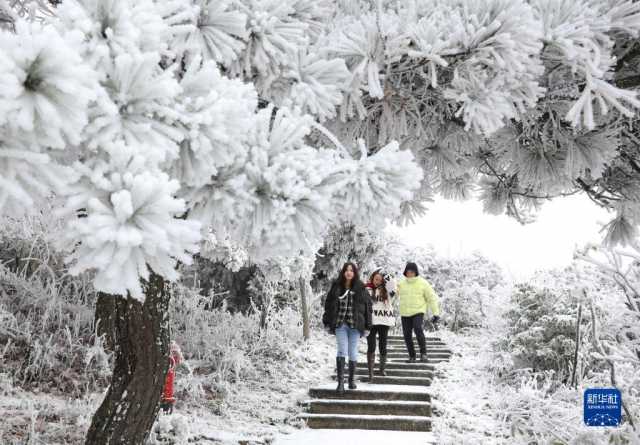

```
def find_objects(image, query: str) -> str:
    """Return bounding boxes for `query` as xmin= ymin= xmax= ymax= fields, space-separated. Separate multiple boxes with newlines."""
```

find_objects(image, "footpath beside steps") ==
xmin=298 ymin=334 xmax=452 ymax=432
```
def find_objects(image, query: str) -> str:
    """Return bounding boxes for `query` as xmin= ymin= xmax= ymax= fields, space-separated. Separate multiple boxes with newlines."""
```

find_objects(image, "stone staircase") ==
xmin=298 ymin=334 xmax=451 ymax=432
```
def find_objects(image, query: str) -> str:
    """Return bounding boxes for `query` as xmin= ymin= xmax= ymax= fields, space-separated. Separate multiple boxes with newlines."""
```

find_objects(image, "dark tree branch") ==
xmin=620 ymin=151 xmax=640 ymax=174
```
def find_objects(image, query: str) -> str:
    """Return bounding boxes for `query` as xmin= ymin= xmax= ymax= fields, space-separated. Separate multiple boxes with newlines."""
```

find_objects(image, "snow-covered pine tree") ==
xmin=2 ymin=0 xmax=640 ymax=443
xmin=0 ymin=1 xmax=421 ymax=443
xmin=211 ymin=0 xmax=640 ymax=242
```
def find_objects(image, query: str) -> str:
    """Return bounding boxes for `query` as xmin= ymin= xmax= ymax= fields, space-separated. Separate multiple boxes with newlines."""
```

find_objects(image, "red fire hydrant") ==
xmin=160 ymin=341 xmax=183 ymax=414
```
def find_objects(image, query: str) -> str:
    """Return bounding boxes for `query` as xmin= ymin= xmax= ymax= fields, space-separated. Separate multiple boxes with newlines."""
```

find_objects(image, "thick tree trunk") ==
xmin=299 ymin=277 xmax=311 ymax=341
xmin=86 ymin=272 xmax=171 ymax=445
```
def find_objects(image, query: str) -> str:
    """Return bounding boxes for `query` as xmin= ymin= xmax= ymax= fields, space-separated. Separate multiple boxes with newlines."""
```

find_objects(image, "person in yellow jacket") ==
xmin=397 ymin=262 xmax=441 ymax=363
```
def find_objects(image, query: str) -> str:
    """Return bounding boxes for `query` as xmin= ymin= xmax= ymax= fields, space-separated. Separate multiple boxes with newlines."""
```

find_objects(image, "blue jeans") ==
xmin=335 ymin=323 xmax=360 ymax=362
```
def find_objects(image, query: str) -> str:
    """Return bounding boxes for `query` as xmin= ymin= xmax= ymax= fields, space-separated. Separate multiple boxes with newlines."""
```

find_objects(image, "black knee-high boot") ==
xmin=366 ymin=352 xmax=375 ymax=382
xmin=336 ymin=356 xmax=345 ymax=394
xmin=379 ymin=353 xmax=387 ymax=376
xmin=348 ymin=360 xmax=358 ymax=389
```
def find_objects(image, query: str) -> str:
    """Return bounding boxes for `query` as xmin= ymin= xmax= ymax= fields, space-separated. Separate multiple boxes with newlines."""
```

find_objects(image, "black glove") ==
xmin=431 ymin=315 xmax=440 ymax=324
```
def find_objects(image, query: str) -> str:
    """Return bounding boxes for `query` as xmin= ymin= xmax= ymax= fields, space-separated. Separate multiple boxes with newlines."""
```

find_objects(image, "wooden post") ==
xmin=299 ymin=277 xmax=311 ymax=341
xmin=571 ymin=299 xmax=582 ymax=388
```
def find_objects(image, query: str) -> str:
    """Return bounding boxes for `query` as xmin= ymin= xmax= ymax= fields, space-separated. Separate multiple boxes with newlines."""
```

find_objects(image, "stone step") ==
xmin=360 ymin=345 xmax=451 ymax=351
xmin=363 ymin=375 xmax=432 ymax=386
xmin=386 ymin=342 xmax=447 ymax=348
xmin=388 ymin=357 xmax=450 ymax=364
xmin=385 ymin=344 xmax=447 ymax=350
xmin=363 ymin=348 xmax=452 ymax=355
xmin=353 ymin=368 xmax=434 ymax=378
xmin=388 ymin=335 xmax=440 ymax=341
xmin=308 ymin=387 xmax=430 ymax=402
xmin=387 ymin=337 xmax=443 ymax=341
xmin=332 ymin=374 xmax=432 ymax=386
xmin=359 ymin=361 xmax=436 ymax=371
xmin=299 ymin=413 xmax=432 ymax=432
xmin=387 ymin=335 xmax=446 ymax=345
xmin=340 ymin=362 xmax=437 ymax=374
xmin=385 ymin=352 xmax=452 ymax=359
xmin=302 ymin=399 xmax=432 ymax=417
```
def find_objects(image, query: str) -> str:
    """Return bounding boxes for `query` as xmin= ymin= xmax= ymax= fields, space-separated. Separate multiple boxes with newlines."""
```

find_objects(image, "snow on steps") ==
xmin=298 ymin=332 xmax=451 ymax=432
xmin=382 ymin=341 xmax=447 ymax=351
xmin=297 ymin=413 xmax=433 ymax=432
xmin=389 ymin=335 xmax=441 ymax=341
xmin=359 ymin=345 xmax=452 ymax=353
xmin=387 ymin=338 xmax=447 ymax=349
xmin=273 ymin=429 xmax=437 ymax=445
xmin=309 ymin=384 xmax=431 ymax=402
xmin=353 ymin=367 xmax=435 ymax=378
xmin=357 ymin=361 xmax=435 ymax=371
xmin=301 ymin=399 xmax=432 ymax=416
xmin=331 ymin=374 xmax=432 ymax=386
xmin=386 ymin=350 xmax=451 ymax=357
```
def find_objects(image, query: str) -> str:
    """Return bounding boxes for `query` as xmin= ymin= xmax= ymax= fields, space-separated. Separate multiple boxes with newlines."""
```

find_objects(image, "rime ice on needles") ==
xmin=333 ymin=140 xmax=423 ymax=228
xmin=85 ymin=52 xmax=183 ymax=161
xmin=0 ymin=134 xmax=70 ymax=215
xmin=279 ymin=52 xmax=351 ymax=122
xmin=64 ymin=142 xmax=201 ymax=300
xmin=233 ymin=0 xmax=309 ymax=79
xmin=535 ymin=0 xmax=640 ymax=129
xmin=230 ymin=108 xmax=338 ymax=262
xmin=55 ymin=0 xmax=172 ymax=66
xmin=325 ymin=12 xmax=404 ymax=102
xmin=0 ymin=20 xmax=96 ymax=215
xmin=170 ymin=0 xmax=248 ymax=66
xmin=0 ymin=21 xmax=97 ymax=148
xmin=173 ymin=57 xmax=257 ymax=188
xmin=438 ymin=0 xmax=545 ymax=135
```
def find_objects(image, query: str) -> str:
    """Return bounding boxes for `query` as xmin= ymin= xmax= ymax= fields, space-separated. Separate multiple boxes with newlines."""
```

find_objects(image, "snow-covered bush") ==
xmin=504 ymin=283 xmax=584 ymax=380
xmin=167 ymin=279 xmax=334 ymax=430
xmin=170 ymin=281 xmax=307 ymax=386
xmin=0 ymin=214 xmax=109 ymax=395
xmin=576 ymin=244 xmax=640 ymax=429
xmin=432 ymin=263 xmax=638 ymax=443
xmin=424 ymin=252 xmax=505 ymax=331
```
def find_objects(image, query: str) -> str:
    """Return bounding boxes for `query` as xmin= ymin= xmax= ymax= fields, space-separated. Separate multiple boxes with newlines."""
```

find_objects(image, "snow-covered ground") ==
xmin=274 ymin=429 xmax=436 ymax=445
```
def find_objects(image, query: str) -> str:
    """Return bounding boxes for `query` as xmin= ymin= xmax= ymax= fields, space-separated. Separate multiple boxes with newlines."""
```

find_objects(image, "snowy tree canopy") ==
xmin=2 ymin=0 xmax=640 ymax=297
xmin=180 ymin=0 xmax=640 ymax=243
xmin=0 ymin=0 xmax=420 ymax=299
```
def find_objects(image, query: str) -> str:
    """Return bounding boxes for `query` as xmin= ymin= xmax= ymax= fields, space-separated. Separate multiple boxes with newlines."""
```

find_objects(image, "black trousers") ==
xmin=401 ymin=313 xmax=426 ymax=358
xmin=366 ymin=325 xmax=389 ymax=354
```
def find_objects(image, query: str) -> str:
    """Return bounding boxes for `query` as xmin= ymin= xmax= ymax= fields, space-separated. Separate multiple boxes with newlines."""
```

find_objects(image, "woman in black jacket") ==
xmin=322 ymin=262 xmax=372 ymax=394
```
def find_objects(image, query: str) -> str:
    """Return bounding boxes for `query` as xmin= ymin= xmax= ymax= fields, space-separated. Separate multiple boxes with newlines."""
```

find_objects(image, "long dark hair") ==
xmin=368 ymin=271 xmax=388 ymax=302
xmin=338 ymin=262 xmax=360 ymax=289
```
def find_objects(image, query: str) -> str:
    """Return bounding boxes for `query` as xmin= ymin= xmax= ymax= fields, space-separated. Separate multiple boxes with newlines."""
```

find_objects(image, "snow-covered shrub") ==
xmin=492 ymin=371 xmax=637 ymax=444
xmin=423 ymin=252 xmax=505 ymax=331
xmin=503 ymin=282 xmax=586 ymax=381
xmin=169 ymin=281 xmax=306 ymax=387
xmin=167 ymin=279 xmax=334 ymax=429
xmin=576 ymin=244 xmax=640 ymax=429
xmin=433 ymin=318 xmax=638 ymax=443
xmin=0 ymin=213 xmax=109 ymax=396
xmin=149 ymin=413 xmax=190 ymax=445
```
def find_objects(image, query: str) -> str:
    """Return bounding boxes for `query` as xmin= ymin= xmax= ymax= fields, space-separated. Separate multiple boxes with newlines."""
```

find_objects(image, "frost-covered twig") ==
xmin=589 ymin=298 xmax=636 ymax=429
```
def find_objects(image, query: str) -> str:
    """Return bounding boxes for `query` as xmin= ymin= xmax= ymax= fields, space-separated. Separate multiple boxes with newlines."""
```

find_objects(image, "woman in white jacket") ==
xmin=364 ymin=270 xmax=396 ymax=382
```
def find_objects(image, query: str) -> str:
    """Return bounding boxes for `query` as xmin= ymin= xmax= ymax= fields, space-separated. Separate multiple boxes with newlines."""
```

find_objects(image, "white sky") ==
xmin=388 ymin=194 xmax=611 ymax=281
